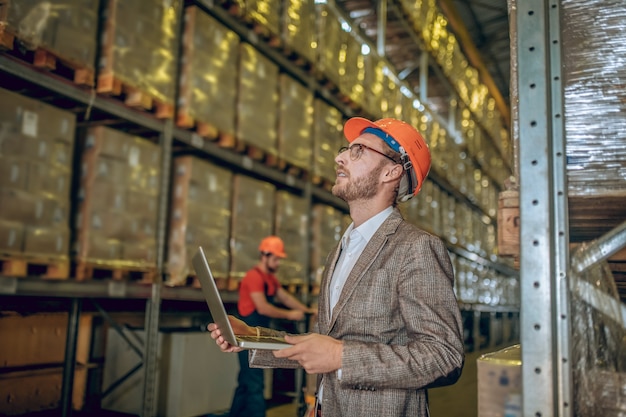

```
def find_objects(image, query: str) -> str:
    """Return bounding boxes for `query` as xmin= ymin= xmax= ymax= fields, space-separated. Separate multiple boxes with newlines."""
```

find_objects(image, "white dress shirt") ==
xmin=322 ymin=206 xmax=394 ymax=389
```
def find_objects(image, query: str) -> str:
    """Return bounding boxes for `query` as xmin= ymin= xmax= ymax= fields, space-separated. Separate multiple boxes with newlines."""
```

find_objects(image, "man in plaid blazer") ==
xmin=209 ymin=117 xmax=465 ymax=417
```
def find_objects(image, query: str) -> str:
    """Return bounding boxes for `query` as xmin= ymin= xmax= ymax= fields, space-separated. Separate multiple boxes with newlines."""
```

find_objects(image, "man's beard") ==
xmin=267 ymin=265 xmax=277 ymax=274
xmin=332 ymin=163 xmax=384 ymax=202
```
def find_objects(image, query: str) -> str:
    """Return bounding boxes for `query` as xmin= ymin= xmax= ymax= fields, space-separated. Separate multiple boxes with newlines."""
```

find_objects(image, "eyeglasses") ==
xmin=338 ymin=143 xmax=398 ymax=164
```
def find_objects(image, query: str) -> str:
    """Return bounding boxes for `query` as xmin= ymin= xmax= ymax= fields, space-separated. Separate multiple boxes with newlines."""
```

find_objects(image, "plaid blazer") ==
xmin=252 ymin=209 xmax=464 ymax=417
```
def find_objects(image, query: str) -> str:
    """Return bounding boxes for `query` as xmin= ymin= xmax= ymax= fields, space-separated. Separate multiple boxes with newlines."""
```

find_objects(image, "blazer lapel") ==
xmin=326 ymin=210 xmax=403 ymax=334
xmin=318 ymin=241 xmax=342 ymax=335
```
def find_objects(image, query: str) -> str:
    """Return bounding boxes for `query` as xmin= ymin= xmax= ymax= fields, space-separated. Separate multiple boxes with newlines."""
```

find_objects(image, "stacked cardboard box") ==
xmin=74 ymin=127 xmax=161 ymax=277
xmin=274 ymin=191 xmax=309 ymax=286
xmin=177 ymin=7 xmax=239 ymax=140
xmin=245 ymin=0 xmax=280 ymax=39
xmin=312 ymin=99 xmax=344 ymax=185
xmin=281 ymin=0 xmax=316 ymax=65
xmin=477 ymin=344 xmax=521 ymax=417
xmin=562 ymin=0 xmax=626 ymax=197
xmin=0 ymin=312 xmax=93 ymax=415
xmin=278 ymin=74 xmax=314 ymax=171
xmin=2 ymin=0 xmax=99 ymax=84
xmin=362 ymin=54 xmax=386 ymax=118
xmin=229 ymin=175 xmax=275 ymax=289
xmin=236 ymin=43 xmax=279 ymax=156
xmin=315 ymin=4 xmax=343 ymax=88
xmin=338 ymin=30 xmax=366 ymax=106
xmin=0 ymin=88 xmax=75 ymax=270
xmin=98 ymin=0 xmax=181 ymax=109
xmin=310 ymin=204 xmax=344 ymax=288
xmin=167 ymin=156 xmax=233 ymax=286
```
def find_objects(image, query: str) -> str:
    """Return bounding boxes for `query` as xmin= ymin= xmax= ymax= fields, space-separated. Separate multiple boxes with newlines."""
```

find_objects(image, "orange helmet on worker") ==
xmin=258 ymin=235 xmax=287 ymax=258
xmin=343 ymin=117 xmax=431 ymax=202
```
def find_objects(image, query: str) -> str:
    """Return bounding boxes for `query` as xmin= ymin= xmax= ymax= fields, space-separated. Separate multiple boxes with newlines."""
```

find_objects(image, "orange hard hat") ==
xmin=258 ymin=236 xmax=287 ymax=258
xmin=343 ymin=117 xmax=431 ymax=201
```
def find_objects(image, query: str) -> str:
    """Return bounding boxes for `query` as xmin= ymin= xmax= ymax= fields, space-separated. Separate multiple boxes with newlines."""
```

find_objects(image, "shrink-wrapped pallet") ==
xmin=561 ymin=0 xmax=626 ymax=198
xmin=1 ymin=0 xmax=99 ymax=85
xmin=229 ymin=175 xmax=275 ymax=289
xmin=310 ymin=204 xmax=345 ymax=289
xmin=381 ymin=73 xmax=403 ymax=120
xmin=98 ymin=0 xmax=181 ymax=114
xmin=274 ymin=191 xmax=309 ymax=286
xmin=74 ymin=127 xmax=161 ymax=279
xmin=338 ymin=30 xmax=366 ymax=107
xmin=315 ymin=4 xmax=343 ymax=88
xmin=177 ymin=6 xmax=239 ymax=140
xmin=281 ymin=0 xmax=316 ymax=64
xmin=312 ymin=100 xmax=343 ymax=186
xmin=167 ymin=156 xmax=232 ymax=286
xmin=245 ymin=0 xmax=280 ymax=39
xmin=236 ymin=43 xmax=279 ymax=156
xmin=0 ymin=88 xmax=74 ymax=274
xmin=362 ymin=53 xmax=386 ymax=117
xmin=278 ymin=74 xmax=314 ymax=171
xmin=477 ymin=345 xmax=522 ymax=417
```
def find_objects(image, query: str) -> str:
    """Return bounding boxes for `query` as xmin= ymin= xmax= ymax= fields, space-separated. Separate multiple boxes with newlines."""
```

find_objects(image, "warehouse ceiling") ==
xmin=334 ymin=0 xmax=511 ymax=126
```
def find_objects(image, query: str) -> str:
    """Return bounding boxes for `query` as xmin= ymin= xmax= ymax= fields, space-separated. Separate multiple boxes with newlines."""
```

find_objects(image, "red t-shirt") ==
xmin=237 ymin=267 xmax=281 ymax=317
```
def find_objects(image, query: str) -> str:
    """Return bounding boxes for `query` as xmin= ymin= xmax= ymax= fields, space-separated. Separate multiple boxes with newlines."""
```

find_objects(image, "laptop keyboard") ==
xmin=237 ymin=335 xmax=288 ymax=343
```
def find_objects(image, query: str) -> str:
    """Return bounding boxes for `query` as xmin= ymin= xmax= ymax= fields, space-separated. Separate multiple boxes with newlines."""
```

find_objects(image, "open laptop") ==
xmin=192 ymin=246 xmax=291 ymax=350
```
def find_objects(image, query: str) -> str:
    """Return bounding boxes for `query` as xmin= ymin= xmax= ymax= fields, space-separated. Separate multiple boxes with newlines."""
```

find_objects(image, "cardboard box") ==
xmin=477 ymin=344 xmax=521 ymax=417
xmin=177 ymin=7 xmax=239 ymax=137
xmin=167 ymin=156 xmax=232 ymax=285
xmin=278 ymin=74 xmax=313 ymax=170
xmin=236 ymin=43 xmax=279 ymax=154
xmin=0 ymin=366 xmax=88 ymax=415
xmin=0 ymin=312 xmax=93 ymax=368
xmin=497 ymin=190 xmax=520 ymax=257
xmin=229 ymin=175 xmax=275 ymax=285
xmin=275 ymin=191 xmax=309 ymax=285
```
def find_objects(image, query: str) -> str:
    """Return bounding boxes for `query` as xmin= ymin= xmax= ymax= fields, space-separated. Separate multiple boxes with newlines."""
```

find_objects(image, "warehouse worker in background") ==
xmin=210 ymin=118 xmax=464 ymax=417
xmin=228 ymin=235 xmax=317 ymax=417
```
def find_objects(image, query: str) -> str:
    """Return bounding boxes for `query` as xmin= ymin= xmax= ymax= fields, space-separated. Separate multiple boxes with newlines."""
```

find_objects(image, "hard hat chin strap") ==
xmin=397 ymin=147 xmax=416 ymax=202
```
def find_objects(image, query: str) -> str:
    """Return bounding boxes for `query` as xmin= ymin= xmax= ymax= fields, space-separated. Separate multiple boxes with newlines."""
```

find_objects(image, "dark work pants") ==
xmin=229 ymin=349 xmax=265 ymax=417
xmin=229 ymin=310 xmax=270 ymax=417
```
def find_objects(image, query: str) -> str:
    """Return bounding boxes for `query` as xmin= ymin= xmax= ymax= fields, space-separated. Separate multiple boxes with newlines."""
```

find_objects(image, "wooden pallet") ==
xmin=280 ymin=47 xmax=315 ymax=73
xmin=183 ymin=274 xmax=229 ymax=291
xmin=73 ymin=261 xmax=157 ymax=283
xmin=176 ymin=112 xmax=236 ymax=148
xmin=232 ymin=140 xmax=279 ymax=167
xmin=276 ymin=159 xmax=308 ymax=180
xmin=0 ymin=26 xmax=94 ymax=86
xmin=176 ymin=112 xmax=220 ymax=139
xmin=0 ymin=254 xmax=70 ymax=280
xmin=96 ymin=73 xmax=173 ymax=119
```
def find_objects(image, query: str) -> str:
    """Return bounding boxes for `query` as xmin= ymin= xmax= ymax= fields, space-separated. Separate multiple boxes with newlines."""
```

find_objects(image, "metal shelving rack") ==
xmin=0 ymin=1 xmax=522 ymax=415
xmin=516 ymin=2 xmax=626 ymax=416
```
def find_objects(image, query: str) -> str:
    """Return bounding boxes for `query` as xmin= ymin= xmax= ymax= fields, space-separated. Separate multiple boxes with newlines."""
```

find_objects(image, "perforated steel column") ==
xmin=515 ymin=1 xmax=572 ymax=416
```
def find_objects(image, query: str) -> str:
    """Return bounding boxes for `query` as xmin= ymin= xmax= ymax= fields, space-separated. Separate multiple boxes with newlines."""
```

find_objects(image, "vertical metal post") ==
xmin=141 ymin=116 xmax=173 ymax=416
xmin=376 ymin=0 xmax=387 ymax=57
xmin=419 ymin=51 xmax=429 ymax=104
xmin=516 ymin=1 xmax=571 ymax=416
xmin=61 ymin=298 xmax=82 ymax=417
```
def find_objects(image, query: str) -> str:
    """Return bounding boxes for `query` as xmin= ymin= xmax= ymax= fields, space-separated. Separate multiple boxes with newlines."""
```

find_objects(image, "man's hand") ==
xmin=273 ymin=333 xmax=343 ymax=374
xmin=207 ymin=315 xmax=249 ymax=353
xmin=286 ymin=310 xmax=305 ymax=321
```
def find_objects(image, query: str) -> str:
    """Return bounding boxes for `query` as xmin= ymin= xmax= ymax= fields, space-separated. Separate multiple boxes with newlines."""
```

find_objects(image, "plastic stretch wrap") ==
xmin=4 ymin=0 xmax=99 ymax=69
xmin=562 ymin=0 xmax=626 ymax=196
xmin=274 ymin=191 xmax=309 ymax=285
xmin=229 ymin=175 xmax=275 ymax=283
xmin=571 ymin=243 xmax=626 ymax=416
